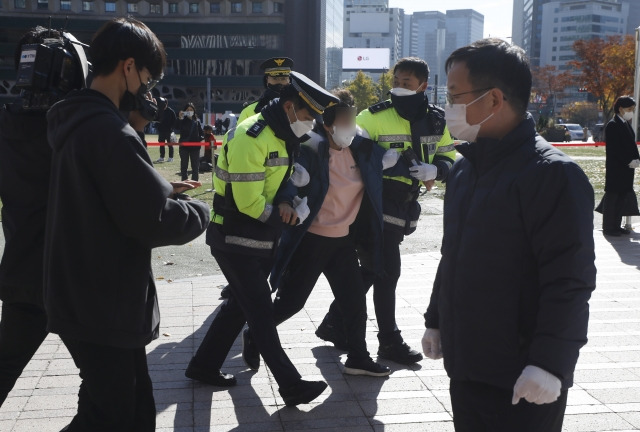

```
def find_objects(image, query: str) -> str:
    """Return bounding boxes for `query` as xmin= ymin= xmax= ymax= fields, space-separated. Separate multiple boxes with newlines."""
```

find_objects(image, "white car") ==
xmin=562 ymin=124 xmax=584 ymax=141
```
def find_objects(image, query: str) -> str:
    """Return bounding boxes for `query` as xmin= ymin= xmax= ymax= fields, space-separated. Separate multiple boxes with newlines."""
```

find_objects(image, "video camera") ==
xmin=15 ymin=31 xmax=89 ymax=111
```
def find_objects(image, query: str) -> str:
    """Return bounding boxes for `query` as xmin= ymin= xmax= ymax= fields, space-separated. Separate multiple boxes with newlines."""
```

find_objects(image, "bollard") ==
xmin=624 ymin=216 xmax=633 ymax=230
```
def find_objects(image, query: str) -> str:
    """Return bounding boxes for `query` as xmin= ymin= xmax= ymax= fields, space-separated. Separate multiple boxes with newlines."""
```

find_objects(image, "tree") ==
xmin=377 ymin=69 xmax=394 ymax=102
xmin=560 ymin=101 xmax=599 ymax=127
xmin=531 ymin=65 xmax=572 ymax=117
xmin=346 ymin=71 xmax=378 ymax=112
xmin=570 ymin=35 xmax=635 ymax=120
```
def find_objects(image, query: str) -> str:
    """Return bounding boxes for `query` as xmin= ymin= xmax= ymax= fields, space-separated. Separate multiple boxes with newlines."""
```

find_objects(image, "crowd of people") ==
xmin=5 ymin=14 xmax=640 ymax=432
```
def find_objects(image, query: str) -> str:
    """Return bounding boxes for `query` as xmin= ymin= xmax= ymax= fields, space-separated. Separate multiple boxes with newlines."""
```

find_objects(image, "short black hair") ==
xmin=14 ymin=26 xmax=62 ymax=71
xmin=445 ymin=38 xmax=531 ymax=116
xmin=203 ymin=124 xmax=213 ymax=131
xmin=614 ymin=96 xmax=636 ymax=115
xmin=90 ymin=17 xmax=166 ymax=79
xmin=394 ymin=57 xmax=430 ymax=83
xmin=322 ymin=88 xmax=354 ymax=126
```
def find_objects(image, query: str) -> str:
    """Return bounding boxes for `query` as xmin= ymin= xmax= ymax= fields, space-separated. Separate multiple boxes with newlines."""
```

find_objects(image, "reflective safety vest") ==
xmin=356 ymin=100 xmax=456 ymax=187
xmin=237 ymin=101 xmax=259 ymax=124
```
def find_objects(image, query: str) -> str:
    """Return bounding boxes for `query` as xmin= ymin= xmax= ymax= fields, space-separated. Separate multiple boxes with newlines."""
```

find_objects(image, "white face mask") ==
xmin=389 ymin=87 xmax=417 ymax=97
xmin=332 ymin=124 xmax=357 ymax=148
xmin=622 ymin=110 xmax=634 ymax=121
xmin=184 ymin=110 xmax=194 ymax=118
xmin=290 ymin=105 xmax=315 ymax=138
xmin=444 ymin=91 xmax=494 ymax=143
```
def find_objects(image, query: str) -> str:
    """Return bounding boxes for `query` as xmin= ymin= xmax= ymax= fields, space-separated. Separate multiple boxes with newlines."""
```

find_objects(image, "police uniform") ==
xmin=188 ymin=72 xmax=339 ymax=393
xmin=322 ymin=95 xmax=456 ymax=362
xmin=237 ymin=57 xmax=294 ymax=124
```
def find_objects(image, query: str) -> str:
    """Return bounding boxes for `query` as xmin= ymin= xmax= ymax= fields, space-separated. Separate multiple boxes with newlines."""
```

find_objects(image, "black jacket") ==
xmin=604 ymin=115 xmax=639 ymax=193
xmin=425 ymin=115 xmax=596 ymax=390
xmin=176 ymin=117 xmax=204 ymax=143
xmin=157 ymin=107 xmax=176 ymax=141
xmin=45 ymin=89 xmax=210 ymax=349
xmin=0 ymin=105 xmax=50 ymax=307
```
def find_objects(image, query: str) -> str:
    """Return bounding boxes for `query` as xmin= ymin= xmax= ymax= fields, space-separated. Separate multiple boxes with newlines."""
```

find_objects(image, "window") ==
xmin=252 ymin=1 xmax=262 ymax=13
xmin=168 ymin=2 xmax=178 ymax=13
xmin=37 ymin=0 xmax=48 ymax=9
xmin=105 ymin=1 xmax=115 ymax=11
xmin=82 ymin=0 xmax=94 ymax=10
xmin=60 ymin=0 xmax=71 ymax=10
xmin=273 ymin=1 xmax=283 ymax=13
xmin=14 ymin=0 xmax=26 ymax=8
xmin=127 ymin=2 xmax=138 ymax=12
xmin=150 ymin=3 xmax=161 ymax=13
xmin=231 ymin=1 xmax=242 ymax=13
xmin=210 ymin=2 xmax=220 ymax=13
xmin=189 ymin=2 xmax=198 ymax=13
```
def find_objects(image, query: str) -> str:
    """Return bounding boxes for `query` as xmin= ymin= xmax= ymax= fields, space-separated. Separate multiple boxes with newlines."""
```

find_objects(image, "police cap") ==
xmin=260 ymin=57 xmax=293 ymax=77
xmin=289 ymin=71 xmax=339 ymax=117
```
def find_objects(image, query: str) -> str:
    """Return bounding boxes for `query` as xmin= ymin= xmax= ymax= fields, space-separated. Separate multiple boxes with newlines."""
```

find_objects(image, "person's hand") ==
xmin=409 ymin=162 xmax=438 ymax=181
xmin=171 ymin=180 xmax=201 ymax=195
xmin=179 ymin=111 xmax=185 ymax=120
xmin=292 ymin=196 xmax=310 ymax=225
xmin=290 ymin=162 xmax=310 ymax=187
xmin=423 ymin=180 xmax=436 ymax=191
xmin=421 ymin=328 xmax=442 ymax=359
xmin=512 ymin=365 xmax=561 ymax=405
xmin=628 ymin=159 xmax=640 ymax=169
xmin=382 ymin=149 xmax=401 ymax=170
xmin=278 ymin=202 xmax=298 ymax=226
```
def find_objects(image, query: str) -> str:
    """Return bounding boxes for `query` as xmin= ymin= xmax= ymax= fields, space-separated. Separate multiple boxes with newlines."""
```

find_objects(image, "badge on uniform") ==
xmin=390 ymin=142 xmax=405 ymax=149
xmin=269 ymin=151 xmax=279 ymax=159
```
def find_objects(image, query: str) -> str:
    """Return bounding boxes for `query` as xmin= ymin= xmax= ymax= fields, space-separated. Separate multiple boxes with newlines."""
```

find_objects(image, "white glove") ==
xmin=382 ymin=149 xmax=401 ymax=170
xmin=409 ymin=162 xmax=438 ymax=181
xmin=421 ymin=328 xmax=443 ymax=360
xmin=290 ymin=162 xmax=310 ymax=187
xmin=512 ymin=365 xmax=561 ymax=405
xmin=628 ymin=159 xmax=640 ymax=169
xmin=292 ymin=196 xmax=310 ymax=225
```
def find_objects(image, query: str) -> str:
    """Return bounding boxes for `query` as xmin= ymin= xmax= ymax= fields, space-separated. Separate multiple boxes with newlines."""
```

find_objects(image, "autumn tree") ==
xmin=531 ymin=65 xmax=572 ymax=116
xmin=560 ymin=101 xmax=599 ymax=127
xmin=377 ymin=69 xmax=394 ymax=102
xmin=346 ymin=71 xmax=378 ymax=112
xmin=570 ymin=35 xmax=635 ymax=120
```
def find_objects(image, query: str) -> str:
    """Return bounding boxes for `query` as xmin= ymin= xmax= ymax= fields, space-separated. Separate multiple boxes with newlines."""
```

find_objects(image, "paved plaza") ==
xmin=0 ymin=225 xmax=639 ymax=431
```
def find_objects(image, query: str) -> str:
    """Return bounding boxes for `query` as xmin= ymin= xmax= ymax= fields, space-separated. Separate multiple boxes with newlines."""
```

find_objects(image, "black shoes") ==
xmin=220 ymin=284 xmax=231 ymax=299
xmin=604 ymin=229 xmax=621 ymax=236
xmin=279 ymin=380 xmax=328 ymax=406
xmin=343 ymin=357 xmax=391 ymax=377
xmin=242 ymin=329 xmax=261 ymax=371
xmin=619 ymin=227 xmax=632 ymax=235
xmin=315 ymin=320 xmax=349 ymax=351
xmin=378 ymin=341 xmax=423 ymax=365
xmin=185 ymin=358 xmax=237 ymax=387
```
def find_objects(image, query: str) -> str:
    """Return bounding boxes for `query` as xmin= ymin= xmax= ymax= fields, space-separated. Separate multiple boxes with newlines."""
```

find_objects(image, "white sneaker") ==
xmin=167 ymin=158 xmax=174 ymax=162
xmin=155 ymin=158 xmax=165 ymax=163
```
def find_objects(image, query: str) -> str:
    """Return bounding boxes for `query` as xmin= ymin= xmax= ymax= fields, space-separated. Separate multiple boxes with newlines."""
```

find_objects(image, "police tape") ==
xmin=146 ymin=141 xmax=222 ymax=147
xmin=550 ymin=142 xmax=640 ymax=147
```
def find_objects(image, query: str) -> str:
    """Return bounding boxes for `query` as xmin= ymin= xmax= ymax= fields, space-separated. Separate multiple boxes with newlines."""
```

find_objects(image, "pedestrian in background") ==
xmin=156 ymin=98 xmax=176 ymax=163
xmin=596 ymin=95 xmax=640 ymax=236
xmin=422 ymin=38 xmax=596 ymax=432
xmin=177 ymin=102 xmax=204 ymax=181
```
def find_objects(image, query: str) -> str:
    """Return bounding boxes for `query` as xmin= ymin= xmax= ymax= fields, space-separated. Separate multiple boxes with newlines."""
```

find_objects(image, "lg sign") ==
xmin=343 ymin=48 xmax=390 ymax=70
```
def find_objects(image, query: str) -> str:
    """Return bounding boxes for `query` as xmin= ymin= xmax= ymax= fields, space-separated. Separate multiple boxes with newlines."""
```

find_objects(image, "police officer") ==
xmin=186 ymin=72 xmax=339 ymax=407
xmin=237 ymin=57 xmax=294 ymax=124
xmin=316 ymin=57 xmax=457 ymax=365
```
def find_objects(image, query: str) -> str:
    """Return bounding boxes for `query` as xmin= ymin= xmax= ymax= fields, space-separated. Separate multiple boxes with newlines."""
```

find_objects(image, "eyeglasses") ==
xmin=137 ymin=69 xmax=162 ymax=92
xmin=446 ymin=87 xmax=494 ymax=105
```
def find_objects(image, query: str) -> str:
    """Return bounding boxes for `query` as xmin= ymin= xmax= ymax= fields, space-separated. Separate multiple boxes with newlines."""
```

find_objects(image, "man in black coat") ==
xmin=45 ymin=18 xmax=210 ymax=431
xmin=422 ymin=39 xmax=596 ymax=432
xmin=155 ymin=98 xmax=177 ymax=162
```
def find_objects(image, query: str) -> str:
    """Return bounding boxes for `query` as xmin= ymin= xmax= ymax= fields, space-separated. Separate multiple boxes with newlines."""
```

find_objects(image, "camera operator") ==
xmin=44 ymin=18 xmax=210 ymax=431
xmin=0 ymin=26 xmax=88 ymax=407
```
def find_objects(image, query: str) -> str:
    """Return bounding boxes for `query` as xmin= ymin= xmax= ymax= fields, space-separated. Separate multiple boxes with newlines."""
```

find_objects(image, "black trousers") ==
xmin=273 ymin=233 xmax=369 ymax=360
xmin=61 ymin=337 xmax=156 ymax=432
xmin=0 ymin=302 xmax=48 ymax=406
xmin=602 ymin=191 xmax=625 ymax=231
xmin=450 ymin=380 xmax=568 ymax=432
xmin=193 ymin=246 xmax=301 ymax=389
xmin=325 ymin=228 xmax=404 ymax=344
xmin=179 ymin=146 xmax=200 ymax=181
xmin=158 ymin=140 xmax=174 ymax=158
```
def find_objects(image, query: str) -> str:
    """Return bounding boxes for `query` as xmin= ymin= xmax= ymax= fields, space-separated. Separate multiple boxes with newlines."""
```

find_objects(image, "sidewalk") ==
xmin=0 ymin=228 xmax=639 ymax=432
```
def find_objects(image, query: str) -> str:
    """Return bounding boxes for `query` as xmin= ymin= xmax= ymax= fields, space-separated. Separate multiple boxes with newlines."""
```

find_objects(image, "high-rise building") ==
xmin=539 ymin=0 xmax=629 ymax=69
xmin=444 ymin=9 xmax=484 ymax=56
xmin=512 ymin=0 xmax=553 ymax=66
xmin=408 ymin=11 xmax=446 ymax=85
xmin=324 ymin=0 xmax=344 ymax=90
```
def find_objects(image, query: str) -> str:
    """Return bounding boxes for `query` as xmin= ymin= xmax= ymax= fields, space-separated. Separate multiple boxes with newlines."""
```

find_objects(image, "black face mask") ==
xmin=266 ymin=83 xmax=285 ymax=94
xmin=391 ymin=91 xmax=427 ymax=122
xmin=119 ymin=70 xmax=158 ymax=121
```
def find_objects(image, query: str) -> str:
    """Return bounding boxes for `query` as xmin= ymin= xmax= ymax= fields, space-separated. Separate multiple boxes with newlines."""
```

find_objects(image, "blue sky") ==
xmin=389 ymin=0 xmax=514 ymax=40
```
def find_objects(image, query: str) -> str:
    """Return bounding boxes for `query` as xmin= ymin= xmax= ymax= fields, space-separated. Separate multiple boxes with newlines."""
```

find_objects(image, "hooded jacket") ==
xmin=425 ymin=114 xmax=596 ymax=391
xmin=45 ymin=89 xmax=210 ymax=349
xmin=0 ymin=105 xmax=50 ymax=307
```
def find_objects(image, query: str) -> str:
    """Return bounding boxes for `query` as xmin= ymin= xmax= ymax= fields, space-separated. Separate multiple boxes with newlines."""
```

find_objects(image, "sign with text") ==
xmin=342 ymin=48 xmax=390 ymax=70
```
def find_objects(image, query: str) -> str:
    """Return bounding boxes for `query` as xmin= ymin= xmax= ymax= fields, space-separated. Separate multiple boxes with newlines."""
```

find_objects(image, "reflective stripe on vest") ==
xmin=264 ymin=157 xmax=289 ymax=167
xmin=383 ymin=214 xmax=418 ymax=228
xmin=225 ymin=235 xmax=274 ymax=250
xmin=215 ymin=165 xmax=265 ymax=183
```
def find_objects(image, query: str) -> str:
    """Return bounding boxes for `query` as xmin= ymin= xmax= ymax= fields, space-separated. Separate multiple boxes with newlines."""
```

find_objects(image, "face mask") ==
xmin=444 ymin=91 xmax=494 ymax=143
xmin=332 ymin=124 xmax=357 ymax=148
xmin=184 ymin=110 xmax=194 ymax=118
xmin=623 ymin=111 xmax=634 ymax=121
xmin=391 ymin=90 xmax=427 ymax=121
xmin=120 ymin=69 xmax=158 ymax=121
xmin=289 ymin=105 xmax=314 ymax=138
xmin=389 ymin=87 xmax=417 ymax=97
xmin=266 ymin=83 xmax=285 ymax=94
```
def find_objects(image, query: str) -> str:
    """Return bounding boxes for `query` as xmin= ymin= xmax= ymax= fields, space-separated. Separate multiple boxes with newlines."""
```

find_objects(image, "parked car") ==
xmin=561 ymin=123 xmax=584 ymax=141
xmin=592 ymin=123 xmax=605 ymax=143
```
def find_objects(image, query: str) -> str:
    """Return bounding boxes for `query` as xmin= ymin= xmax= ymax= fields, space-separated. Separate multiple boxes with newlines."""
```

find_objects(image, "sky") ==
xmin=389 ymin=0 xmax=514 ymax=40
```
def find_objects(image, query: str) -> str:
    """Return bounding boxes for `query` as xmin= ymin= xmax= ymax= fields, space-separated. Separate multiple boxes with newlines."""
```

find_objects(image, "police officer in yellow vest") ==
xmin=186 ymin=71 xmax=339 ymax=407
xmin=237 ymin=57 xmax=294 ymax=124
xmin=317 ymin=57 xmax=456 ymax=365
